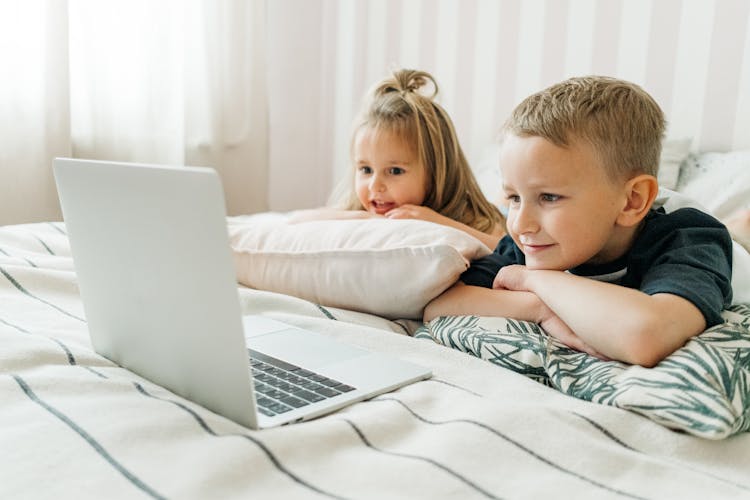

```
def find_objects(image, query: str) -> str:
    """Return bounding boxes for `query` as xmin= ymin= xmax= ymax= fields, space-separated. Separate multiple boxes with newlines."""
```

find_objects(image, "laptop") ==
xmin=53 ymin=157 xmax=431 ymax=429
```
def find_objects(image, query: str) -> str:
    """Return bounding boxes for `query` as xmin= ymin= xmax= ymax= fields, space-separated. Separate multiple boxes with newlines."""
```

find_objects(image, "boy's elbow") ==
xmin=621 ymin=344 xmax=665 ymax=368
xmin=423 ymin=282 xmax=464 ymax=323
xmin=618 ymin=327 xmax=668 ymax=367
xmin=616 ymin=313 xmax=699 ymax=368
xmin=422 ymin=302 xmax=434 ymax=323
xmin=423 ymin=297 xmax=441 ymax=323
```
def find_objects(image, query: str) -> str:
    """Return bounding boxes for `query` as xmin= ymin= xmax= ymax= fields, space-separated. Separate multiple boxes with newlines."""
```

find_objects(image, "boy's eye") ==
xmin=358 ymin=166 xmax=372 ymax=174
xmin=540 ymin=193 xmax=560 ymax=202
xmin=388 ymin=167 xmax=405 ymax=175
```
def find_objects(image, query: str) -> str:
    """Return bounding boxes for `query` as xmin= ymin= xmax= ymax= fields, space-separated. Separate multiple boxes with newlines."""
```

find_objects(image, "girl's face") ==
xmin=353 ymin=127 xmax=428 ymax=215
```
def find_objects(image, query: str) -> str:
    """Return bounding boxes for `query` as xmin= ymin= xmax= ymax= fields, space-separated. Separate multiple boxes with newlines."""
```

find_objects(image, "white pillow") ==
xmin=228 ymin=216 xmax=492 ymax=320
xmin=676 ymin=150 xmax=750 ymax=220
xmin=657 ymin=137 xmax=692 ymax=190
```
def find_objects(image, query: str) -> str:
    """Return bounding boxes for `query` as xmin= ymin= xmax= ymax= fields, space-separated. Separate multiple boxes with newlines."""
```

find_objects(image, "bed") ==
xmin=1 ymin=149 xmax=749 ymax=499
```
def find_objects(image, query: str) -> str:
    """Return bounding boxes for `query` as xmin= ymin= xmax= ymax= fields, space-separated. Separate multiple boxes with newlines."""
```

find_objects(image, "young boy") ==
xmin=423 ymin=76 xmax=733 ymax=367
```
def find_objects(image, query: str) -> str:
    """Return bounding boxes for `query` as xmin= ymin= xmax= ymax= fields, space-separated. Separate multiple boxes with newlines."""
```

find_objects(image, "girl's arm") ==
xmin=384 ymin=204 xmax=504 ymax=249
xmin=288 ymin=208 xmax=380 ymax=224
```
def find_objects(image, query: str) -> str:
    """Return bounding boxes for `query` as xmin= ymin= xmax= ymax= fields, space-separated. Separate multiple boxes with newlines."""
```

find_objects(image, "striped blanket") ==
xmin=2 ymin=221 xmax=749 ymax=499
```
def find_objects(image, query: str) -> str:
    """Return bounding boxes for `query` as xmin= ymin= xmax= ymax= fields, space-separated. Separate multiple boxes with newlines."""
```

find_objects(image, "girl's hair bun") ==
xmin=373 ymin=69 xmax=438 ymax=99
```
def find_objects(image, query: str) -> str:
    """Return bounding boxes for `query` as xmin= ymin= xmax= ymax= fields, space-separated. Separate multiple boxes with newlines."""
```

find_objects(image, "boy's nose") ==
xmin=511 ymin=204 xmax=539 ymax=234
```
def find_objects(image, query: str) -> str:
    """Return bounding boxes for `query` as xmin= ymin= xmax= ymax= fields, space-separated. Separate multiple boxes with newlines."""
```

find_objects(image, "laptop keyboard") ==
xmin=248 ymin=349 xmax=356 ymax=417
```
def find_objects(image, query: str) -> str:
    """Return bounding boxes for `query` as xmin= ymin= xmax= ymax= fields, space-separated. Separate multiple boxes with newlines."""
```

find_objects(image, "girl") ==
xmin=289 ymin=69 xmax=505 ymax=249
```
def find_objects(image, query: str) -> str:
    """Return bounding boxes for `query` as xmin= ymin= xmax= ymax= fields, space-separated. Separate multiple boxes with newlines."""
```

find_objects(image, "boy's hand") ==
xmin=494 ymin=265 xmax=609 ymax=360
xmin=491 ymin=264 xmax=529 ymax=291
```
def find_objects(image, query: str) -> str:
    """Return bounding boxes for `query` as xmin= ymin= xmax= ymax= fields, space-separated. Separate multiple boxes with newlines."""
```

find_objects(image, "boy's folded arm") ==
xmin=514 ymin=269 xmax=707 ymax=367
xmin=424 ymin=280 xmax=608 ymax=359
xmin=422 ymin=281 xmax=544 ymax=323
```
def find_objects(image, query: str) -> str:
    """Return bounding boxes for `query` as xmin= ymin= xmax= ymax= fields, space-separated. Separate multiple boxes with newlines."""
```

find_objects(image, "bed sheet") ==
xmin=1 ymin=222 xmax=750 ymax=499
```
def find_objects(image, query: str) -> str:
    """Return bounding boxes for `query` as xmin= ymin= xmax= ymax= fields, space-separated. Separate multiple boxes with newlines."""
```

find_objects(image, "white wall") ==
xmin=266 ymin=0 xmax=750 ymax=212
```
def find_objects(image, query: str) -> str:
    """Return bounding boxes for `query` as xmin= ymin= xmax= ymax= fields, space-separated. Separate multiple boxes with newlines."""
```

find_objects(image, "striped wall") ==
xmin=267 ymin=0 xmax=750 ymax=211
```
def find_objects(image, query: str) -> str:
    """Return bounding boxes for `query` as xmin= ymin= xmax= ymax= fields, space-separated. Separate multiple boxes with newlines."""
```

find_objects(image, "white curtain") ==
xmin=0 ymin=1 xmax=70 ymax=225
xmin=0 ymin=0 xmax=267 ymax=225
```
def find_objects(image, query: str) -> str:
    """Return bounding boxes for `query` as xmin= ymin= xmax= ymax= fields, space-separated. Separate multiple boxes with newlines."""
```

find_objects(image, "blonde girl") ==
xmin=290 ymin=68 xmax=505 ymax=249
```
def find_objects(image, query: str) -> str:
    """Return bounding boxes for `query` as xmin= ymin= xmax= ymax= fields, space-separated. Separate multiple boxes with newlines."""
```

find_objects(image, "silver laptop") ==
xmin=53 ymin=157 xmax=431 ymax=429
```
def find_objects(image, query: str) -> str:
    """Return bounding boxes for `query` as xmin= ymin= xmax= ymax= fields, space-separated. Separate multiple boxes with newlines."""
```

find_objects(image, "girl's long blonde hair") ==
xmin=330 ymin=69 xmax=503 ymax=233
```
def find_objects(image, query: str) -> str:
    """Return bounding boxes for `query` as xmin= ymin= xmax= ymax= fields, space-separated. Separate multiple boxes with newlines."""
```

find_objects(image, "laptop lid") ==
xmin=54 ymin=157 xmax=432 ymax=429
xmin=54 ymin=158 xmax=259 ymax=427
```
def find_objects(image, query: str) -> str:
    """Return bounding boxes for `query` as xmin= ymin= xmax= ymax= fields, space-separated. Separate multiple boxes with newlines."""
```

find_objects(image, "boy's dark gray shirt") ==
xmin=461 ymin=207 xmax=733 ymax=327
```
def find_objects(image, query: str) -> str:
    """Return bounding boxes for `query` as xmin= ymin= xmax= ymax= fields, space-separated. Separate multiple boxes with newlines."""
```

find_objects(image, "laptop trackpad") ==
xmin=245 ymin=328 xmax=369 ymax=370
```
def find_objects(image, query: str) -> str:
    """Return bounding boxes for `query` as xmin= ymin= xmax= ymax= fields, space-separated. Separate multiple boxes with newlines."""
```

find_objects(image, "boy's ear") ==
xmin=616 ymin=174 xmax=658 ymax=227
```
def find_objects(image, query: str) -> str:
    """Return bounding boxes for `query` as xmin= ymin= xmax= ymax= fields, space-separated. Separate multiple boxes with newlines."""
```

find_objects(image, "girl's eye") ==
xmin=540 ymin=193 xmax=560 ymax=202
xmin=389 ymin=167 xmax=405 ymax=175
xmin=506 ymin=194 xmax=520 ymax=204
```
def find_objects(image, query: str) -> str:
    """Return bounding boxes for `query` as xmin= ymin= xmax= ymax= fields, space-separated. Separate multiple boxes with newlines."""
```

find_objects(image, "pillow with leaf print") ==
xmin=416 ymin=304 xmax=750 ymax=439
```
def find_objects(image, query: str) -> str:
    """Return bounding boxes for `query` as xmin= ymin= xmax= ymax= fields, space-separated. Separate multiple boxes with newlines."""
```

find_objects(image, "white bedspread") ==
xmin=1 ymin=222 xmax=749 ymax=499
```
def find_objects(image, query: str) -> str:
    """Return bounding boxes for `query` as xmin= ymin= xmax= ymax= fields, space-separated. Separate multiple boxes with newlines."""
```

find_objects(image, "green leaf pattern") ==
xmin=417 ymin=304 xmax=750 ymax=439
xmin=416 ymin=315 xmax=550 ymax=385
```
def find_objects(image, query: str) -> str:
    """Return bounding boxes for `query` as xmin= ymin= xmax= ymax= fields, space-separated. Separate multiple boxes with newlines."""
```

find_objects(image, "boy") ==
xmin=424 ymin=76 xmax=733 ymax=367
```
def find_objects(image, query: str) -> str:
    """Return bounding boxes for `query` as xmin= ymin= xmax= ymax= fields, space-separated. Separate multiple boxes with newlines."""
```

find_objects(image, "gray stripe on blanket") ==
xmin=427 ymin=378 xmax=485 ymax=397
xmin=369 ymin=397 xmax=647 ymax=500
xmin=316 ymin=304 xmax=413 ymax=335
xmin=0 ymin=266 xmax=85 ymax=322
xmin=316 ymin=304 xmax=337 ymax=320
xmin=343 ymin=418 xmax=502 ymax=499
xmin=0 ymin=317 xmax=77 ymax=365
xmin=133 ymin=382 xmax=349 ymax=500
xmin=573 ymin=412 xmax=750 ymax=492
xmin=30 ymin=233 xmax=55 ymax=255
xmin=12 ymin=374 xmax=166 ymax=500
xmin=0 ymin=247 xmax=38 ymax=268
xmin=47 ymin=222 xmax=67 ymax=235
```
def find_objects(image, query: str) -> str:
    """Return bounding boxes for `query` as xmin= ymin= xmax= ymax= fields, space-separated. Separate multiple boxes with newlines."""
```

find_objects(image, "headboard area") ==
xmin=266 ymin=0 xmax=750 ymax=211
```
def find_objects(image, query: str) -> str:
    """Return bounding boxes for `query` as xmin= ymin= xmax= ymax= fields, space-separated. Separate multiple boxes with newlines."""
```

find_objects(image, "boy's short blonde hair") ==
xmin=504 ymin=76 xmax=666 ymax=181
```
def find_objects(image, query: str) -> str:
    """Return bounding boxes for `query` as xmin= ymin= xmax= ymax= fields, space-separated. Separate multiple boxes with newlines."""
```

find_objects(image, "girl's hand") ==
xmin=385 ymin=204 xmax=503 ymax=250
xmin=384 ymin=204 xmax=447 ymax=225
